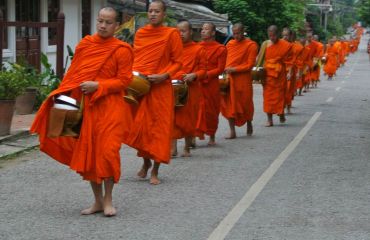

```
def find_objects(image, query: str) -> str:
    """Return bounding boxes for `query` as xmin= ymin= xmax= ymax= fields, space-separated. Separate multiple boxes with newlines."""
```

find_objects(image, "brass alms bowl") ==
xmin=321 ymin=57 xmax=327 ymax=64
xmin=251 ymin=66 xmax=266 ymax=84
xmin=172 ymin=79 xmax=188 ymax=107
xmin=218 ymin=73 xmax=230 ymax=95
xmin=124 ymin=71 xmax=151 ymax=105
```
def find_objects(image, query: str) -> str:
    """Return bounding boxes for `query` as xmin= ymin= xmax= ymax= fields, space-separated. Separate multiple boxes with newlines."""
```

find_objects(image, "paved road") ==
xmin=1 ymin=36 xmax=370 ymax=240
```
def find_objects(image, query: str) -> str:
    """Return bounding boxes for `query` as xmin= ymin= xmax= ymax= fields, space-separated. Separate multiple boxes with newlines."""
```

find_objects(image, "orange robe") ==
xmin=339 ymin=41 xmax=346 ymax=65
xmin=333 ymin=41 xmax=342 ymax=68
xmin=263 ymin=39 xmax=292 ymax=114
xmin=312 ymin=40 xmax=324 ymax=82
xmin=221 ymin=39 xmax=257 ymax=126
xmin=295 ymin=44 xmax=310 ymax=90
xmin=199 ymin=41 xmax=227 ymax=136
xmin=324 ymin=43 xmax=339 ymax=77
xmin=124 ymin=25 xmax=183 ymax=164
xmin=285 ymin=42 xmax=303 ymax=107
xmin=306 ymin=40 xmax=319 ymax=84
xmin=30 ymin=34 xmax=134 ymax=183
xmin=172 ymin=42 xmax=207 ymax=139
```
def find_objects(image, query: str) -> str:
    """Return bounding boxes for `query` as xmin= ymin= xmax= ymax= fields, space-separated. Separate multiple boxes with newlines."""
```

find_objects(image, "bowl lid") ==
xmin=56 ymin=95 xmax=77 ymax=105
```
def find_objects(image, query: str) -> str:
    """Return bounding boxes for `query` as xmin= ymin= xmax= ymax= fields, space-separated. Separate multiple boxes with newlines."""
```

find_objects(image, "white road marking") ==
xmin=207 ymin=112 xmax=322 ymax=240
xmin=326 ymin=97 xmax=334 ymax=103
xmin=335 ymin=87 xmax=341 ymax=91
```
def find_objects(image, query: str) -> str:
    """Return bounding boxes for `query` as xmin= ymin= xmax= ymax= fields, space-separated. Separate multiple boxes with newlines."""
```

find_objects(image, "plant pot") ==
xmin=15 ymin=87 xmax=37 ymax=115
xmin=0 ymin=99 xmax=15 ymax=136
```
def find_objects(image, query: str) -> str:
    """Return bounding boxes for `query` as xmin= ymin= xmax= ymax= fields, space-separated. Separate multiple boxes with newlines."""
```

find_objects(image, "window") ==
xmin=0 ymin=0 xmax=7 ymax=49
xmin=48 ymin=0 xmax=60 ymax=45
xmin=82 ymin=0 xmax=91 ymax=37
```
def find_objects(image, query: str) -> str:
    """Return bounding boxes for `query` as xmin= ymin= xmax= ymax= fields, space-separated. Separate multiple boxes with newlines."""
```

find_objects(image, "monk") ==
xmin=367 ymin=39 xmax=370 ymax=61
xmin=220 ymin=23 xmax=257 ymax=139
xmin=30 ymin=7 xmax=133 ymax=216
xmin=261 ymin=25 xmax=292 ymax=126
xmin=305 ymin=32 xmax=319 ymax=91
xmin=333 ymin=36 xmax=342 ymax=69
xmin=171 ymin=19 xmax=207 ymax=157
xmin=282 ymin=28 xmax=302 ymax=114
xmin=312 ymin=34 xmax=324 ymax=88
xmin=295 ymin=36 xmax=311 ymax=96
xmin=199 ymin=23 xmax=227 ymax=145
xmin=124 ymin=0 xmax=183 ymax=185
xmin=324 ymin=38 xmax=339 ymax=80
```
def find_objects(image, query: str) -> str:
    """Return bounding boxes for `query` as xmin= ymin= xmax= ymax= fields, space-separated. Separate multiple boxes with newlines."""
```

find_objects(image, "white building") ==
xmin=1 ymin=0 xmax=228 ymax=72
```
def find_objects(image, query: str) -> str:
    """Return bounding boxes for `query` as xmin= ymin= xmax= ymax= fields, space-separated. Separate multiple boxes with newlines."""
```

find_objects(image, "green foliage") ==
xmin=0 ymin=64 xmax=32 ymax=100
xmin=35 ymin=53 xmax=61 ymax=108
xmin=215 ymin=0 xmax=359 ymax=43
xmin=356 ymin=0 xmax=370 ymax=25
xmin=214 ymin=0 xmax=306 ymax=44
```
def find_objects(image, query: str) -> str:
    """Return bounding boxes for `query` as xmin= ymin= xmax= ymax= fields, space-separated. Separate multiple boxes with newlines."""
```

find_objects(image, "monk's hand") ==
xmin=183 ymin=73 xmax=197 ymax=83
xmin=224 ymin=67 xmax=236 ymax=74
xmin=80 ymin=81 xmax=99 ymax=94
xmin=147 ymin=73 xmax=169 ymax=84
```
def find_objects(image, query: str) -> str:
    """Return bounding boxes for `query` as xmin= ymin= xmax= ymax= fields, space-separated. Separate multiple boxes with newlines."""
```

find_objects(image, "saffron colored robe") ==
xmin=333 ymin=41 xmax=342 ymax=68
xmin=30 ymin=34 xmax=134 ymax=183
xmin=263 ymin=39 xmax=292 ymax=114
xmin=124 ymin=25 xmax=183 ymax=164
xmin=285 ymin=42 xmax=303 ymax=107
xmin=295 ymin=44 xmax=311 ymax=90
xmin=199 ymin=40 xmax=227 ymax=136
xmin=305 ymin=40 xmax=320 ymax=84
xmin=311 ymin=41 xmax=324 ymax=82
xmin=172 ymin=42 xmax=207 ymax=139
xmin=324 ymin=43 xmax=339 ymax=77
xmin=221 ymin=39 xmax=258 ymax=126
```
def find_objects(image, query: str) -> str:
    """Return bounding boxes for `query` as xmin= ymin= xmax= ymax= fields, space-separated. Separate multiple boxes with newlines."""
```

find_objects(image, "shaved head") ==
xmin=150 ymin=0 xmax=167 ymax=11
xmin=232 ymin=23 xmax=245 ymax=32
xmin=177 ymin=19 xmax=192 ymax=31
xmin=268 ymin=25 xmax=278 ymax=35
xmin=204 ymin=22 xmax=216 ymax=32
xmin=99 ymin=6 xmax=119 ymax=22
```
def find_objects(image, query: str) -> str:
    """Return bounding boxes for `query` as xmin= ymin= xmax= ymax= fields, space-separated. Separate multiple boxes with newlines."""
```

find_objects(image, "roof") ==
xmin=107 ymin=0 xmax=230 ymax=30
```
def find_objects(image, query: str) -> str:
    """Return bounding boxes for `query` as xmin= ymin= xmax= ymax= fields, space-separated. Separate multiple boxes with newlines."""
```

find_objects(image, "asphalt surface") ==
xmin=1 ymin=36 xmax=370 ymax=240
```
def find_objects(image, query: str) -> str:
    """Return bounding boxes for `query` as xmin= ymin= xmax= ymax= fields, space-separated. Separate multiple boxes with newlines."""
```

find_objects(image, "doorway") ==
xmin=15 ymin=0 xmax=41 ymax=70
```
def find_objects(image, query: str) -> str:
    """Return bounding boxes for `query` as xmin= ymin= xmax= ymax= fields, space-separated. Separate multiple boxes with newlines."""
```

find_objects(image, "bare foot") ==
xmin=190 ymin=138 xmax=196 ymax=148
xmin=207 ymin=140 xmax=216 ymax=146
xmin=181 ymin=148 xmax=191 ymax=157
xmin=171 ymin=150 xmax=178 ymax=157
xmin=103 ymin=200 xmax=116 ymax=217
xmin=279 ymin=115 xmax=286 ymax=123
xmin=81 ymin=202 xmax=103 ymax=215
xmin=137 ymin=162 xmax=152 ymax=179
xmin=247 ymin=123 xmax=253 ymax=136
xmin=265 ymin=121 xmax=273 ymax=127
xmin=225 ymin=133 xmax=236 ymax=139
xmin=150 ymin=175 xmax=161 ymax=185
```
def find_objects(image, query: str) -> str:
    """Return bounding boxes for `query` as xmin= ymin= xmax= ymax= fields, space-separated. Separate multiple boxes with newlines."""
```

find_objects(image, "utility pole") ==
xmin=146 ymin=0 xmax=151 ymax=11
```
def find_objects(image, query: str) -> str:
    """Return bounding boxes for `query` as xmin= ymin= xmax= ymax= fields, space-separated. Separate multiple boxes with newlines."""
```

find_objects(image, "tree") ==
xmin=357 ymin=0 xmax=370 ymax=25
xmin=214 ymin=0 xmax=306 ymax=44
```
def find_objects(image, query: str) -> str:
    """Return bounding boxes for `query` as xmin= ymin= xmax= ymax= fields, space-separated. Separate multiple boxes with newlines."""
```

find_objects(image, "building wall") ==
xmin=1 ymin=0 xmax=108 ymax=72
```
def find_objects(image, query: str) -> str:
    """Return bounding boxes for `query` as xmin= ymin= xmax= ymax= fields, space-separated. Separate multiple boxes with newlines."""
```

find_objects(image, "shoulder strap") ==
xmin=256 ymin=40 xmax=268 ymax=67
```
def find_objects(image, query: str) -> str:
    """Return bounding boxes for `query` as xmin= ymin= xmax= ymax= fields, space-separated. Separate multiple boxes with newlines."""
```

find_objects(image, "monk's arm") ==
xmin=165 ymin=31 xmax=183 ymax=79
xmin=234 ymin=43 xmax=258 ymax=72
xmin=206 ymin=47 xmax=227 ymax=80
xmin=91 ymin=47 xmax=134 ymax=102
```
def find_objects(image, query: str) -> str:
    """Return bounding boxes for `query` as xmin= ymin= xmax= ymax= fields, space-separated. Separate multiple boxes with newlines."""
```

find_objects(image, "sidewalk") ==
xmin=0 ymin=113 xmax=39 ymax=159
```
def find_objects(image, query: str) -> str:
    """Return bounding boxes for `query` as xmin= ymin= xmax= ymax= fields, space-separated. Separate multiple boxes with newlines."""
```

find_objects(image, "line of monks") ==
xmin=30 ymin=1 xmax=364 ymax=216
